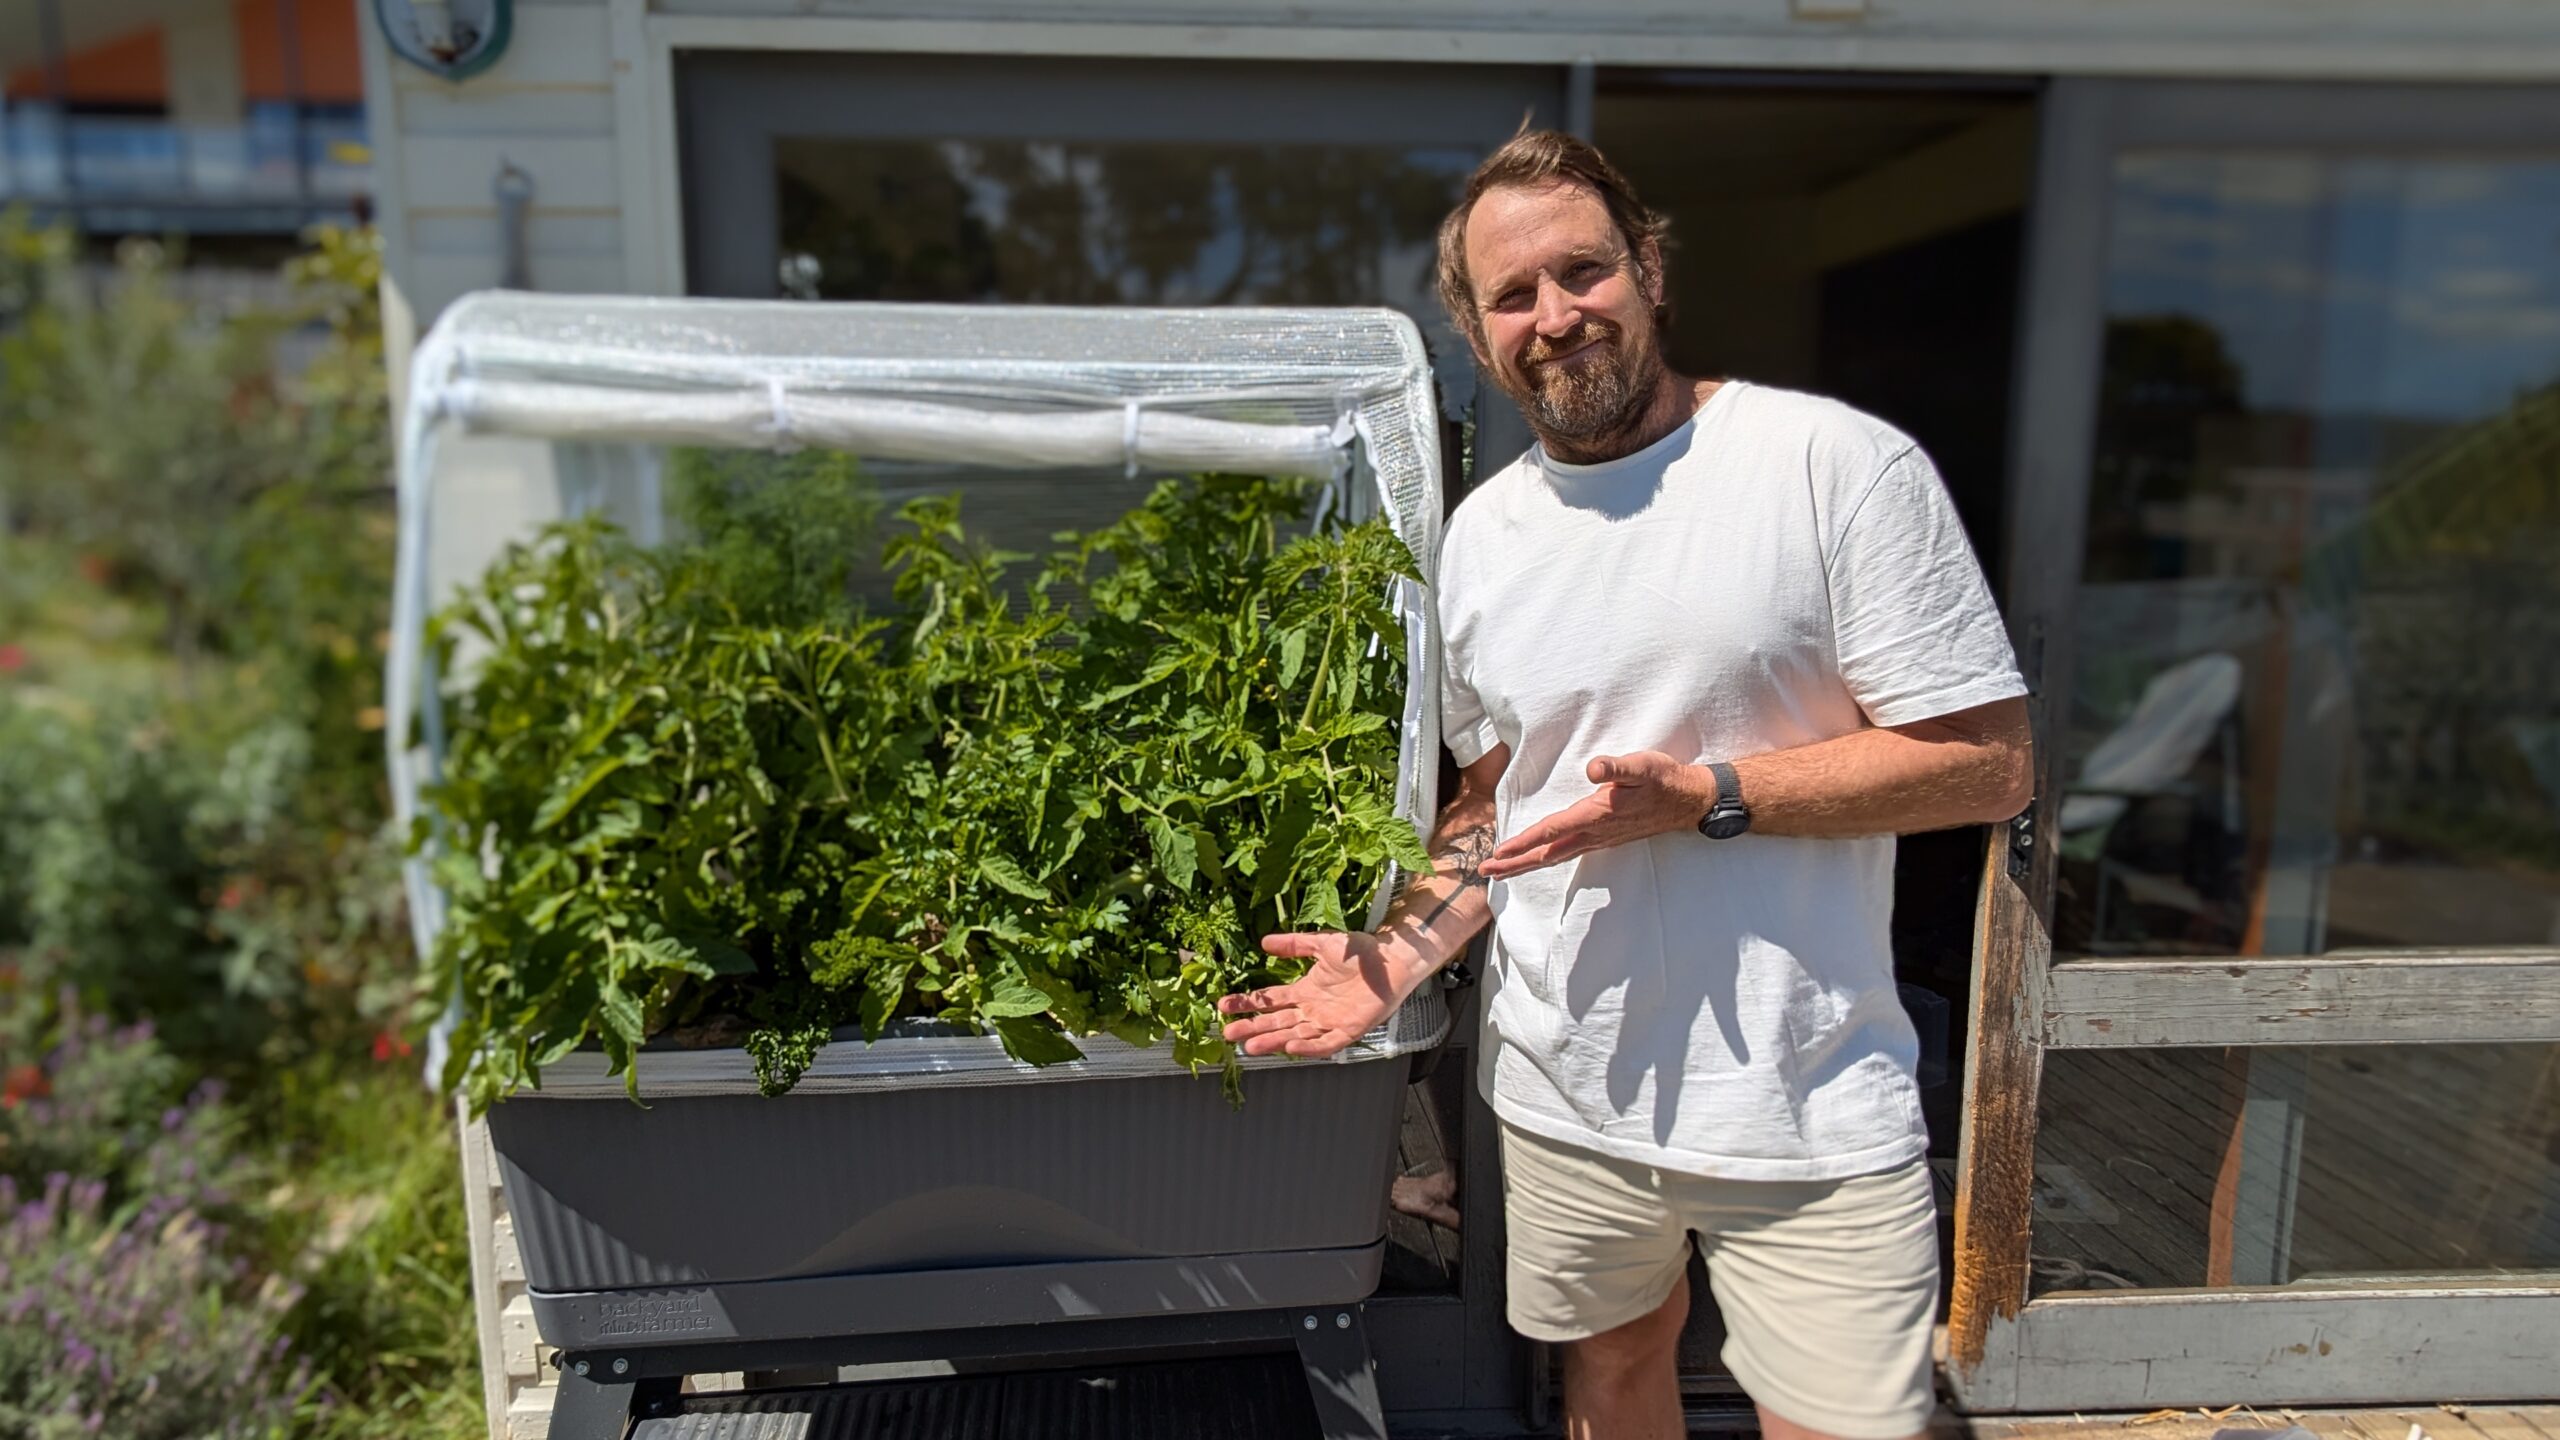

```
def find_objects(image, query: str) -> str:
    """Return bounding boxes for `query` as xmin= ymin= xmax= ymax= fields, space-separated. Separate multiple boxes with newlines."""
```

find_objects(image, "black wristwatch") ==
xmin=1697 ymin=761 xmax=1750 ymax=840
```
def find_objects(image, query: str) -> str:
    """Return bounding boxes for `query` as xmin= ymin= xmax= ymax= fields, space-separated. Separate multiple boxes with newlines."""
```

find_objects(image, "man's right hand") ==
xmin=1221 ymin=744 xmax=1509 ymax=1059
xmin=1216 ymin=930 xmax=1437 ymax=1059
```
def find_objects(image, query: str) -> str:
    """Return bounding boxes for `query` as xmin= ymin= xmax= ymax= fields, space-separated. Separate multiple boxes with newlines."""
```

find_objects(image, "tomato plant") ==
xmin=421 ymin=465 xmax=1425 ymax=1110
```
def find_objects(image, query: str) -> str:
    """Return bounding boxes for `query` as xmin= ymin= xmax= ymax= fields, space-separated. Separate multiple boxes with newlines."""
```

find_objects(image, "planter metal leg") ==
xmin=544 ymin=1365 xmax=636 ymax=1440
xmin=1293 ymin=1304 xmax=1387 ymax=1440
xmin=548 ymin=1367 xmax=680 ymax=1440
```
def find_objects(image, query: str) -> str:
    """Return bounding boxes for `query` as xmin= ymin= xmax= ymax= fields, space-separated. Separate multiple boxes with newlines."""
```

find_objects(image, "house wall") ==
xmin=364 ymin=0 xmax=2560 ymax=332
xmin=360 ymin=0 xmax=627 ymax=328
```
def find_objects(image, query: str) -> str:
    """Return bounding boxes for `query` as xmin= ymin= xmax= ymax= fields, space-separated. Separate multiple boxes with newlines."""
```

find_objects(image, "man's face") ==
xmin=1461 ymin=179 xmax=1666 ymax=443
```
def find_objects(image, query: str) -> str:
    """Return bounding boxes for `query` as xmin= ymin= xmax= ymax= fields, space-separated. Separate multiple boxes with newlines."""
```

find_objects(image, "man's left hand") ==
xmin=1478 ymin=750 xmax=1713 ymax=880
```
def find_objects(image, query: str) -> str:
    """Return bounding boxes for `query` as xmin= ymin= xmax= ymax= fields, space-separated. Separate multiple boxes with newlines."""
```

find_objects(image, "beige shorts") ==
xmin=1500 ymin=1121 xmax=1941 ymax=1439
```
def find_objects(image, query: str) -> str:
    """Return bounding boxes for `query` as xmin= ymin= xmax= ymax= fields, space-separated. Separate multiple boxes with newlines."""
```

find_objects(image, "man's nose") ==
xmin=1532 ymin=274 xmax=1582 ymax=337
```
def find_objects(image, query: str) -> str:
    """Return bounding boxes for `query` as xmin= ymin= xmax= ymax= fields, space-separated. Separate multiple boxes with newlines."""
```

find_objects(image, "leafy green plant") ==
xmin=423 ymin=470 xmax=1426 ymax=1109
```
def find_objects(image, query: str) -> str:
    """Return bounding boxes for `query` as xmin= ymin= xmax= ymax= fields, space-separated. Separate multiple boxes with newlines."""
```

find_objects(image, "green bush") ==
xmin=0 ymin=694 xmax=412 ymax=1080
xmin=0 ymin=999 xmax=247 ymax=1212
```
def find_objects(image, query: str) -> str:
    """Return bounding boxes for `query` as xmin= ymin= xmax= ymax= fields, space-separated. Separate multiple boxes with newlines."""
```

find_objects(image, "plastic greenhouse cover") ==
xmin=386 ymin=292 xmax=1450 ymax=1079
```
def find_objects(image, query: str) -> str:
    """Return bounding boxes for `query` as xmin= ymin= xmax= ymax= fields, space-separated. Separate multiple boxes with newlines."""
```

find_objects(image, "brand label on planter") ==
xmin=591 ymin=1292 xmax=717 ymax=1338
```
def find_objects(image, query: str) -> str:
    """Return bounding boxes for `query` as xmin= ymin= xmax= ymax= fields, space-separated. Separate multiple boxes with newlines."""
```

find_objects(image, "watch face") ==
xmin=1704 ymin=812 xmax=1750 ymax=840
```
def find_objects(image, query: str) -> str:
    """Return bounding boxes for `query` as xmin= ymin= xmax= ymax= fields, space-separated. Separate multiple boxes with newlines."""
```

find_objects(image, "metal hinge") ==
xmin=2006 ymin=806 xmax=2036 ymax=881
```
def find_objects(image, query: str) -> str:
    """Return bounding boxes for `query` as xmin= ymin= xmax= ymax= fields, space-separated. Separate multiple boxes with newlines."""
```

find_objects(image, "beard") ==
xmin=1497 ymin=317 xmax=1665 ymax=444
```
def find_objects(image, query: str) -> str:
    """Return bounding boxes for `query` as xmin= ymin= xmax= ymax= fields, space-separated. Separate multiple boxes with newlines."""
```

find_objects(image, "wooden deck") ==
xmin=2030 ymin=1043 xmax=2560 ymax=1292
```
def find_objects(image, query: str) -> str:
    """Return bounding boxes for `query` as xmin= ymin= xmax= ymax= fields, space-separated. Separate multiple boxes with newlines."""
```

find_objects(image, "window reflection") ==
xmin=2059 ymin=153 xmax=2560 ymax=957
xmin=774 ymin=138 xmax=1470 ymax=316
xmin=2033 ymin=1044 xmax=2560 ymax=1293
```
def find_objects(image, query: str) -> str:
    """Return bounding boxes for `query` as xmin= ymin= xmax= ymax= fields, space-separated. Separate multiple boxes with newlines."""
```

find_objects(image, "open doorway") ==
xmin=1589 ymin=72 xmax=2040 ymax=1408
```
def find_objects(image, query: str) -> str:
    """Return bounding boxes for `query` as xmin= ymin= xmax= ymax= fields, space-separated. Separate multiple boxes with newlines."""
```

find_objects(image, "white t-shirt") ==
xmin=1437 ymin=380 xmax=2025 ymax=1181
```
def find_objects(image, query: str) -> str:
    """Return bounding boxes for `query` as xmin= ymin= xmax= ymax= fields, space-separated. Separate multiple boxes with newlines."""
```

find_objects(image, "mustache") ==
xmin=1517 ymin=320 xmax=1618 ymax=373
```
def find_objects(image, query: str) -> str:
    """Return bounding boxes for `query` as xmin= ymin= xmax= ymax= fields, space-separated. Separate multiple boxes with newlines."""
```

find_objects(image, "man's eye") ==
xmin=1567 ymin=261 xmax=1604 ymax=281
xmin=1490 ymin=289 xmax=1532 ymax=311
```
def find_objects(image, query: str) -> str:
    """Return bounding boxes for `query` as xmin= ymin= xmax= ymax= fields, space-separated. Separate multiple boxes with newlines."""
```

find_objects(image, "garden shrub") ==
xmin=0 ymin=1173 xmax=311 ymax=1440
xmin=0 ymin=992 xmax=306 ymax=1440
xmin=0 ymin=996 xmax=244 ymax=1214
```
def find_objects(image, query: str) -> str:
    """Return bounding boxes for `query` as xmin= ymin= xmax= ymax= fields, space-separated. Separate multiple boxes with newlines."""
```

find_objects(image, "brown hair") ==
xmin=1434 ymin=129 xmax=1670 ymax=350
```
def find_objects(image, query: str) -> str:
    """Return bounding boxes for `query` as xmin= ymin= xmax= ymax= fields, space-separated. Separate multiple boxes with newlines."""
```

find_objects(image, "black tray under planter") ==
xmin=486 ymin=995 xmax=1449 ymax=1353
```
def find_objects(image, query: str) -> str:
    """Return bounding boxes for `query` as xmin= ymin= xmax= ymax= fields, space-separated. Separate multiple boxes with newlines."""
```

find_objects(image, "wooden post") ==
xmin=1946 ymin=805 xmax=2054 ymax=1378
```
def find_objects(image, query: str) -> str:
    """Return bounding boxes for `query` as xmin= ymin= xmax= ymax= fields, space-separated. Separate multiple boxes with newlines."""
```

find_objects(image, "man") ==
xmin=1219 ymin=131 xmax=2032 ymax=1440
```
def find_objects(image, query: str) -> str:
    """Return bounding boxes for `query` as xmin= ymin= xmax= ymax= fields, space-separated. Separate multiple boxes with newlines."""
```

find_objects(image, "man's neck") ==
xmin=1536 ymin=371 xmax=1718 ymax=467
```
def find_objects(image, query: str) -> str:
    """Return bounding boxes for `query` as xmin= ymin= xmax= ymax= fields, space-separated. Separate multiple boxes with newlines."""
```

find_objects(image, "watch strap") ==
xmin=1708 ymin=761 xmax=1741 ymax=809
xmin=1699 ymin=760 xmax=1750 ymax=839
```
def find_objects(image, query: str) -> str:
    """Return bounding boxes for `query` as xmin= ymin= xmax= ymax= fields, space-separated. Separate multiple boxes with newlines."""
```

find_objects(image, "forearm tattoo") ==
xmin=1409 ymin=822 xmax=1496 ymax=932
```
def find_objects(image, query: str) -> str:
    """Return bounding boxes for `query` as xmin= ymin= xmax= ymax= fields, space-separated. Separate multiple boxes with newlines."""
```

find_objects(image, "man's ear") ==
xmin=1638 ymin=237 xmax=1667 ymax=311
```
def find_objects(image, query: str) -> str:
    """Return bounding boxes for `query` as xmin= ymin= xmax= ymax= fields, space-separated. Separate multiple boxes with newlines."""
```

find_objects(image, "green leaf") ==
xmin=596 ymin=981 xmax=646 ymax=1047
xmin=1145 ymin=814 xmax=1198 ymax=891
xmin=525 ymin=888 xmax=576 ymax=930
xmin=982 ymin=973 xmax=1054 ymax=1019
xmin=1252 ymin=787 xmax=1315 ymax=911
xmin=977 ymin=852 xmax=1049 ymax=899
xmin=672 ymin=930 xmax=757 ymax=977
xmin=531 ymin=1025 xmax=589 ymax=1069
xmin=1102 ymin=1014 xmax=1162 ymax=1049
xmin=533 ymin=753 xmax=635 ymax=833
xmin=992 ymin=1016 xmax=1085 ymax=1066
xmin=1277 ymin=627 xmax=1308 ymax=688
xmin=1298 ymin=871 xmax=1347 ymax=932
xmin=859 ymin=954 xmax=913 ymax=1041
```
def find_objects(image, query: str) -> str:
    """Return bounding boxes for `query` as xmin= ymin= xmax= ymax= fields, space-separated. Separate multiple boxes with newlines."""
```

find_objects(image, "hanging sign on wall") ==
xmin=375 ymin=0 xmax=514 ymax=82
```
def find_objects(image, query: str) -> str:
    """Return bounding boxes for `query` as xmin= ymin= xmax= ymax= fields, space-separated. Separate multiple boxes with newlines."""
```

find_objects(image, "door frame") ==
xmin=1947 ymin=76 xmax=2560 ymax=1412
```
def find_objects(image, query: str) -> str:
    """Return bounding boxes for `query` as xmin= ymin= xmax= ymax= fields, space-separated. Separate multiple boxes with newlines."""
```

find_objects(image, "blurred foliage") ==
xmin=0 ymin=216 xmax=391 ymax=818
xmin=666 ymin=445 xmax=879 ymax=627
xmin=268 ymin=1062 xmax=480 ymax=1440
xmin=0 ymin=1172 xmax=314 ymax=1440
xmin=0 ymin=215 xmax=405 ymax=1072
xmin=0 ymin=211 xmax=477 ymax=1437
xmin=0 ymin=991 xmax=302 ymax=1440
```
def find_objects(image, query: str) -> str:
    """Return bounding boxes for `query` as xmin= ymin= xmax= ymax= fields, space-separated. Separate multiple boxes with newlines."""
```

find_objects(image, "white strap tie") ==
xmin=1122 ymin=400 xmax=1143 ymax=480
xmin=766 ymin=377 xmax=794 ymax=448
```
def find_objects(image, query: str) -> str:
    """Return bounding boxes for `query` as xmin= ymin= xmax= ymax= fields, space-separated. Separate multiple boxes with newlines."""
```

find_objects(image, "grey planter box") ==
xmin=486 ymin=1003 xmax=1445 ymax=1351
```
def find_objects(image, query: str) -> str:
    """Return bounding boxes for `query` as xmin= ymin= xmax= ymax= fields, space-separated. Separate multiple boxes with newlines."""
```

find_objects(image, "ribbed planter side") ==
xmin=485 ymin=1046 xmax=1411 ymax=1351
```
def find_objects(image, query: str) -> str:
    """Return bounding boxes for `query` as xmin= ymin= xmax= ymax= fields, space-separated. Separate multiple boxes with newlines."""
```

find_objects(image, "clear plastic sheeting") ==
xmin=386 ymin=291 xmax=1449 ymax=1077
xmin=440 ymin=379 xmax=1354 ymax=479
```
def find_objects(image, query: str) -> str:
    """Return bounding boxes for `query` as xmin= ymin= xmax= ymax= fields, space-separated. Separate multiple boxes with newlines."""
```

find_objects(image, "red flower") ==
xmin=76 ymin=554 xmax=109 ymax=585
xmin=1 ymin=1063 xmax=46 ymax=1108
xmin=371 ymin=1030 xmax=414 ymax=1063
xmin=0 ymin=644 xmax=23 ymax=674
xmin=216 ymin=881 xmax=247 ymax=912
